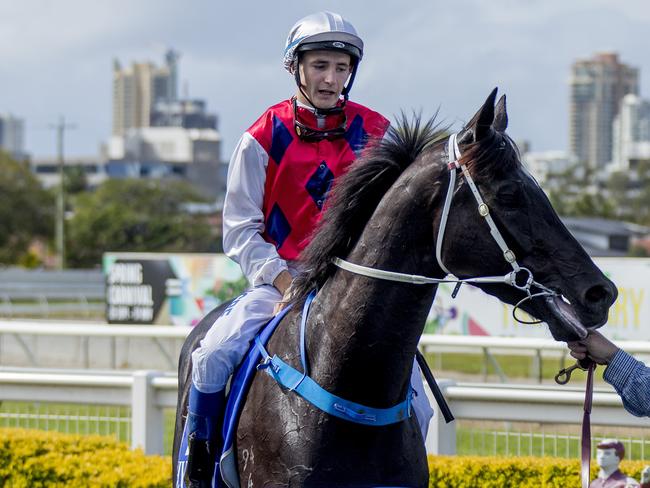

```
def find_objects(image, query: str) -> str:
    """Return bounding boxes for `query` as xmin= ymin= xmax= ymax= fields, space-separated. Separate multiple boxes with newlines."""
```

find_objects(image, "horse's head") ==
xmin=438 ymin=88 xmax=617 ymax=342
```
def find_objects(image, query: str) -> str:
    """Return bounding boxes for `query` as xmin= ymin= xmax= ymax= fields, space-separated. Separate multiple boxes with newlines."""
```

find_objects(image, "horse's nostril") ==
xmin=585 ymin=285 xmax=609 ymax=304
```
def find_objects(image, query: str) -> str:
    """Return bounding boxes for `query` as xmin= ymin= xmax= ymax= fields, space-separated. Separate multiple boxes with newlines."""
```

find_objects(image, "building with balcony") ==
xmin=569 ymin=52 xmax=638 ymax=169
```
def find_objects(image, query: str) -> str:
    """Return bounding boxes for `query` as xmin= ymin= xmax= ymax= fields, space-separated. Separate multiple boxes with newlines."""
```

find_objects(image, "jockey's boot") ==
xmin=184 ymin=385 xmax=225 ymax=488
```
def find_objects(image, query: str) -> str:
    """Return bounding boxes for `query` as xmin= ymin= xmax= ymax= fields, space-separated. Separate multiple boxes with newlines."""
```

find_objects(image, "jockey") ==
xmin=185 ymin=11 xmax=433 ymax=486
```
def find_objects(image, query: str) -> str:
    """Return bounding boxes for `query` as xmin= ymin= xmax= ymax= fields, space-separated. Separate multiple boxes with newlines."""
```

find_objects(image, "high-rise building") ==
xmin=569 ymin=52 xmax=638 ymax=169
xmin=150 ymin=99 xmax=218 ymax=130
xmin=0 ymin=113 xmax=25 ymax=159
xmin=612 ymin=94 xmax=650 ymax=171
xmin=108 ymin=48 xmax=224 ymax=199
xmin=112 ymin=49 xmax=180 ymax=136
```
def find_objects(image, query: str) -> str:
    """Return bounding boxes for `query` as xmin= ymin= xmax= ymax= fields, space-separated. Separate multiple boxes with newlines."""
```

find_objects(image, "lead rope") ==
xmin=581 ymin=361 xmax=595 ymax=488
xmin=554 ymin=357 xmax=595 ymax=488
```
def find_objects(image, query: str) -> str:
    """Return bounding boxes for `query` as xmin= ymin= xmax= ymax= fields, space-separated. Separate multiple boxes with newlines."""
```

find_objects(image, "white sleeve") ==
xmin=222 ymin=132 xmax=288 ymax=287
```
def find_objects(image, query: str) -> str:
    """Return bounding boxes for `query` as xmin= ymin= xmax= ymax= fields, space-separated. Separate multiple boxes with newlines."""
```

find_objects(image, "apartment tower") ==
xmin=569 ymin=52 xmax=638 ymax=169
xmin=112 ymin=49 xmax=180 ymax=136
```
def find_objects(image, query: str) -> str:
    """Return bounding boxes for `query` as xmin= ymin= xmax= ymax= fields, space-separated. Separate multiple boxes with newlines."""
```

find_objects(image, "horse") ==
xmin=173 ymin=88 xmax=617 ymax=487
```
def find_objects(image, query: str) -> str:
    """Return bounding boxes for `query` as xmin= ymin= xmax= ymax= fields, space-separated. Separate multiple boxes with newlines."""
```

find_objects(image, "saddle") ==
xmin=176 ymin=305 xmax=294 ymax=488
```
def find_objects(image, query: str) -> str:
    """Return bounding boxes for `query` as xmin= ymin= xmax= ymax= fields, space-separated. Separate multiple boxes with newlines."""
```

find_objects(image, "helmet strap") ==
xmin=341 ymin=64 xmax=358 ymax=100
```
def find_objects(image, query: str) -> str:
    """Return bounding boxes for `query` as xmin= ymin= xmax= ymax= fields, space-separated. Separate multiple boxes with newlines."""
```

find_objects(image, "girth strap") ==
xmin=256 ymin=352 xmax=414 ymax=426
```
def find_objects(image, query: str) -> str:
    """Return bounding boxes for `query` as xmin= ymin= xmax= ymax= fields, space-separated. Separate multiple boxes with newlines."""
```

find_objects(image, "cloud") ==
xmin=1 ymin=0 xmax=649 ymax=158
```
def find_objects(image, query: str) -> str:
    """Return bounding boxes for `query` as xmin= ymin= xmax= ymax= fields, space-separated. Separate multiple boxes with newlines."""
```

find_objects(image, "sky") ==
xmin=1 ymin=0 xmax=650 ymax=161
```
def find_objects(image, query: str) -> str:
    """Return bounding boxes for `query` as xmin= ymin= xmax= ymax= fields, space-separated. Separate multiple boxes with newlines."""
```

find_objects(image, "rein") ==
xmin=333 ymin=133 xmax=557 ymax=323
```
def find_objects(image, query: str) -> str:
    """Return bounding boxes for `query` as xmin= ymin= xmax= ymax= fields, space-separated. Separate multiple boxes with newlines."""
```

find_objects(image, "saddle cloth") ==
xmin=176 ymin=305 xmax=293 ymax=488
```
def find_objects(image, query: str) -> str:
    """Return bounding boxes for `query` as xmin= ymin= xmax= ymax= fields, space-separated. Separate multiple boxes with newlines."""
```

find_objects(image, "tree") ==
xmin=0 ymin=151 xmax=54 ymax=265
xmin=66 ymin=179 xmax=219 ymax=267
xmin=569 ymin=193 xmax=616 ymax=219
xmin=63 ymin=165 xmax=88 ymax=195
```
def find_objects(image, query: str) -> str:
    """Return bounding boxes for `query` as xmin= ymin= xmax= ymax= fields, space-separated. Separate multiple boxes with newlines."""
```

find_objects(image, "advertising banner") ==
xmin=103 ymin=253 xmax=245 ymax=326
xmin=426 ymin=257 xmax=650 ymax=341
xmin=103 ymin=253 xmax=650 ymax=340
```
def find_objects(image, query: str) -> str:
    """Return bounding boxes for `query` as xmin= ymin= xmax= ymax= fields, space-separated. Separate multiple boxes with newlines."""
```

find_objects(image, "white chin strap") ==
xmin=332 ymin=133 xmax=557 ymax=322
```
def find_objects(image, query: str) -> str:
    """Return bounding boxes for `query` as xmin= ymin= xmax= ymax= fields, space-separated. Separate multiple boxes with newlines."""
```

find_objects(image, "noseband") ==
xmin=333 ymin=133 xmax=557 ymax=323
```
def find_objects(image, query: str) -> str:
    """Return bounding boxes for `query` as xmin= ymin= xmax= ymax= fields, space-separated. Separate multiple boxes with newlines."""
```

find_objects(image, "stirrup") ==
xmin=184 ymin=433 xmax=217 ymax=488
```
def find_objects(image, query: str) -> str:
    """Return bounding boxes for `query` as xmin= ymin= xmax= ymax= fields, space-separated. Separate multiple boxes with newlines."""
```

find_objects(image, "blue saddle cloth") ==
xmin=175 ymin=305 xmax=293 ymax=488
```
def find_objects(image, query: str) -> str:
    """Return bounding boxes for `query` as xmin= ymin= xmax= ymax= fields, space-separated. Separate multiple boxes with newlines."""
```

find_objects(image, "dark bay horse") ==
xmin=174 ymin=89 xmax=617 ymax=487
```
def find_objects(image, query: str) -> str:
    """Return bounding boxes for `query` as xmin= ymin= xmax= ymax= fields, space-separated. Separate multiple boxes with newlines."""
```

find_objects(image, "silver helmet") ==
xmin=283 ymin=12 xmax=363 ymax=99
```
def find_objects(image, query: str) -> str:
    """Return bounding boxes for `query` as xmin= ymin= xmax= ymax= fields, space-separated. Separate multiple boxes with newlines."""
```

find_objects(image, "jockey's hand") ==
xmin=273 ymin=270 xmax=293 ymax=314
xmin=567 ymin=330 xmax=619 ymax=365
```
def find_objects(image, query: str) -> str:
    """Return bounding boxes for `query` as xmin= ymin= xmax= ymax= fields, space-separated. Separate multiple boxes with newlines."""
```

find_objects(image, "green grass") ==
xmin=424 ymin=351 xmax=607 ymax=383
xmin=0 ymin=401 xmax=178 ymax=456
xmin=456 ymin=423 xmax=650 ymax=460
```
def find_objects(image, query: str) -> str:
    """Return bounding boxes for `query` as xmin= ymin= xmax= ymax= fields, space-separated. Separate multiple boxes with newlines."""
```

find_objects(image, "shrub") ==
xmin=0 ymin=428 xmax=171 ymax=487
xmin=428 ymin=455 xmax=649 ymax=487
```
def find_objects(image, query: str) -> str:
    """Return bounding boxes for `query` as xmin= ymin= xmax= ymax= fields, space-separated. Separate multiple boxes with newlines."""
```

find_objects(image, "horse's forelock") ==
xmin=462 ymin=131 xmax=521 ymax=179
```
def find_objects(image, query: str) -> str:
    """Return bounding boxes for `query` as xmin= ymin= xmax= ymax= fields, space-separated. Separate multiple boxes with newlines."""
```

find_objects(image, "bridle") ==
xmin=333 ymin=132 xmax=558 ymax=320
xmin=332 ymin=132 xmax=595 ymax=488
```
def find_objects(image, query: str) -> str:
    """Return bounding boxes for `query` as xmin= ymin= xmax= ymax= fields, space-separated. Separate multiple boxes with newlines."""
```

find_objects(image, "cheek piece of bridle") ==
xmin=333 ymin=133 xmax=557 ymax=317
xmin=333 ymin=133 xmax=595 ymax=488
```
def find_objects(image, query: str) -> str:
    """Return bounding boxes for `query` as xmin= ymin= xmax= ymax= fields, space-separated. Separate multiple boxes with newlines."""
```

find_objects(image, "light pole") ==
xmin=50 ymin=116 xmax=75 ymax=270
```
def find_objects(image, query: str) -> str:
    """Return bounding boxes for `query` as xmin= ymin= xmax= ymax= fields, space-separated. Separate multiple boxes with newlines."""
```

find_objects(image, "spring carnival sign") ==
xmin=426 ymin=257 xmax=650 ymax=341
xmin=103 ymin=253 xmax=649 ymax=339
xmin=103 ymin=253 xmax=245 ymax=326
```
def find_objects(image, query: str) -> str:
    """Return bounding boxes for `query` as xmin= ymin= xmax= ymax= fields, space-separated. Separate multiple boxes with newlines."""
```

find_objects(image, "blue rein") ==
xmin=255 ymin=289 xmax=414 ymax=426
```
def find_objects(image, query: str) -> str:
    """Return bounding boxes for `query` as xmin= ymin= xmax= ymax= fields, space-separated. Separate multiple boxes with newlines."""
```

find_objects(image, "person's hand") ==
xmin=273 ymin=270 xmax=293 ymax=314
xmin=567 ymin=330 xmax=619 ymax=365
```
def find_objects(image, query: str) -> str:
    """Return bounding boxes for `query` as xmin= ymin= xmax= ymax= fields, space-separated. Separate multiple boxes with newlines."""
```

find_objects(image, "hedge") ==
xmin=428 ymin=455 xmax=649 ymax=487
xmin=0 ymin=428 xmax=171 ymax=487
xmin=2 ymin=428 xmax=648 ymax=487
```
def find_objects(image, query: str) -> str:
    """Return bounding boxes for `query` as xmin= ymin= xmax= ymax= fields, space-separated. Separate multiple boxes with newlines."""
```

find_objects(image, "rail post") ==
xmin=132 ymin=370 xmax=164 ymax=454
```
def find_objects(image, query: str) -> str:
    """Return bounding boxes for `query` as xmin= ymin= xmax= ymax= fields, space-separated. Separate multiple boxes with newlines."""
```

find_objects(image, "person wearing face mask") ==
xmin=183 ymin=12 xmax=433 ymax=487
xmin=590 ymin=439 xmax=639 ymax=487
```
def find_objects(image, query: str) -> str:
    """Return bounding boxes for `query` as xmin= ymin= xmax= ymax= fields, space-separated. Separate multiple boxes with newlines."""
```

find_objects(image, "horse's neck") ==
xmin=308 ymin=164 xmax=445 ymax=406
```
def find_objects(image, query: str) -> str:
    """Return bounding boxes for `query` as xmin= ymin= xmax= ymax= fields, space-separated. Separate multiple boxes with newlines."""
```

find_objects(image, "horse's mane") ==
xmin=290 ymin=113 xmax=447 ymax=304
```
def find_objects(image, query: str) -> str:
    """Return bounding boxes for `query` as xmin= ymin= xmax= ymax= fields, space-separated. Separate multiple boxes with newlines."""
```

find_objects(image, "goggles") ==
xmin=292 ymin=97 xmax=347 ymax=142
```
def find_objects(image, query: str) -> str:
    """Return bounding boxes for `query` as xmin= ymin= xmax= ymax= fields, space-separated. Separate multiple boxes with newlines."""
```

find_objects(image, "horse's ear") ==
xmin=474 ymin=88 xmax=498 ymax=141
xmin=494 ymin=94 xmax=508 ymax=132
xmin=461 ymin=88 xmax=498 ymax=144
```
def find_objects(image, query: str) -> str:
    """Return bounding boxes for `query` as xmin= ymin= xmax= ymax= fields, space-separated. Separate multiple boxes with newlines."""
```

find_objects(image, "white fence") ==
xmin=2 ymin=367 xmax=650 ymax=458
xmin=2 ymin=320 xmax=650 ymax=374
xmin=2 ymin=322 xmax=650 ymax=458
xmin=0 ymin=269 xmax=104 ymax=318
xmin=0 ymin=320 xmax=186 ymax=369
xmin=0 ymin=368 xmax=176 ymax=455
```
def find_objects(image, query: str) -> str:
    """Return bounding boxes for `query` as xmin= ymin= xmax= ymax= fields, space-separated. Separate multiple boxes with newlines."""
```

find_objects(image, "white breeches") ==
xmin=191 ymin=285 xmax=434 ymax=439
xmin=191 ymin=285 xmax=282 ymax=393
